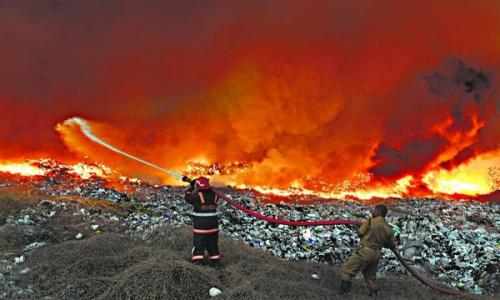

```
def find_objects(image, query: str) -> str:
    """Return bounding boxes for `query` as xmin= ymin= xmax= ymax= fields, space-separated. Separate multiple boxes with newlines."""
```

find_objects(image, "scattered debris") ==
xmin=17 ymin=215 xmax=34 ymax=225
xmin=14 ymin=256 xmax=25 ymax=264
xmin=209 ymin=287 xmax=222 ymax=297
xmin=23 ymin=242 xmax=46 ymax=252
xmin=0 ymin=162 xmax=498 ymax=294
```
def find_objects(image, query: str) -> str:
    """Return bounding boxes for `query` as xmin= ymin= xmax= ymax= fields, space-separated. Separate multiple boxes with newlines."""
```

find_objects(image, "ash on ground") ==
xmin=0 ymin=164 xmax=498 ymax=298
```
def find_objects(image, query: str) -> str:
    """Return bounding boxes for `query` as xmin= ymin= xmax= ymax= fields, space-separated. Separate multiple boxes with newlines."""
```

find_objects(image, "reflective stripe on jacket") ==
xmin=185 ymin=188 xmax=219 ymax=231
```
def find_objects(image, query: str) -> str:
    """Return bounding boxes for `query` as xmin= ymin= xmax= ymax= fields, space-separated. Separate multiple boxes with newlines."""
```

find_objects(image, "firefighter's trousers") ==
xmin=340 ymin=246 xmax=381 ymax=290
xmin=191 ymin=216 xmax=219 ymax=261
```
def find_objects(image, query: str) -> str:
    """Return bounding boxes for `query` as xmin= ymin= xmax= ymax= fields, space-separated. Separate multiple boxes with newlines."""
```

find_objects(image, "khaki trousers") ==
xmin=340 ymin=247 xmax=381 ymax=290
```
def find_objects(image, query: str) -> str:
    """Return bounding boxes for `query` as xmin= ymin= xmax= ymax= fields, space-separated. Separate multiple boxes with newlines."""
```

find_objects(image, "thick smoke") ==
xmin=369 ymin=59 xmax=496 ymax=179
xmin=1 ymin=1 xmax=499 ymax=192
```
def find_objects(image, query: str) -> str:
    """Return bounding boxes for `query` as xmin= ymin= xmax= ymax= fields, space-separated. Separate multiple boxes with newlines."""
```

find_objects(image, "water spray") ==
xmin=65 ymin=117 xmax=183 ymax=180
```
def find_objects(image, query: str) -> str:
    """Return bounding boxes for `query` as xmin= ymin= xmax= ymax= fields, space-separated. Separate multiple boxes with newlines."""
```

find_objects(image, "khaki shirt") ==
xmin=358 ymin=216 xmax=396 ymax=250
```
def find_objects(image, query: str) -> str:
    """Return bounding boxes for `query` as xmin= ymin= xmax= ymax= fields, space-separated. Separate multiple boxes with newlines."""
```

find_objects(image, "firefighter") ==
xmin=183 ymin=176 xmax=221 ymax=268
xmin=339 ymin=204 xmax=396 ymax=296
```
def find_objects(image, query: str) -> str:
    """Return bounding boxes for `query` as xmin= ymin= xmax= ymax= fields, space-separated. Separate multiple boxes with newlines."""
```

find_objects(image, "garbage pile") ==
xmin=210 ymin=194 xmax=498 ymax=294
xmin=0 ymin=162 xmax=498 ymax=294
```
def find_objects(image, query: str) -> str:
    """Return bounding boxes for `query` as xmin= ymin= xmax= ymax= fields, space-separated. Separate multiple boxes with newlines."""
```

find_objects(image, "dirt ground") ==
xmin=1 ymin=226 xmax=489 ymax=300
xmin=0 ymin=191 xmax=494 ymax=300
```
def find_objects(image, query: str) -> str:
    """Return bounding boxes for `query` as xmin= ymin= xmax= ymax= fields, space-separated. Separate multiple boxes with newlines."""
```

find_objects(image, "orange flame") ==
xmin=0 ymin=160 xmax=112 ymax=180
xmin=422 ymin=151 xmax=499 ymax=196
xmin=1 ymin=1 xmax=499 ymax=202
xmin=0 ymin=162 xmax=45 ymax=176
xmin=52 ymin=113 xmax=499 ymax=201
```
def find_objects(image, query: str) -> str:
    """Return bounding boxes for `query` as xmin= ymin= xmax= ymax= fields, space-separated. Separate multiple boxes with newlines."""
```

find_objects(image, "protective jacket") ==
xmin=185 ymin=187 xmax=220 ymax=262
xmin=358 ymin=216 xmax=396 ymax=250
xmin=340 ymin=216 xmax=396 ymax=291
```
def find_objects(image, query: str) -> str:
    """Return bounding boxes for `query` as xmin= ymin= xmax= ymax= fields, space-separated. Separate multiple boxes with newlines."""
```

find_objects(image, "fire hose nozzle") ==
xmin=182 ymin=176 xmax=192 ymax=183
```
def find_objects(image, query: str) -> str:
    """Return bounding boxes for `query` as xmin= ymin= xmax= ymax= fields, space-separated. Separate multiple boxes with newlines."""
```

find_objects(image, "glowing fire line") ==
xmin=233 ymin=175 xmax=415 ymax=200
xmin=0 ymin=160 xmax=112 ymax=179
xmin=51 ymin=117 xmax=497 ymax=200
xmin=0 ymin=163 xmax=45 ymax=176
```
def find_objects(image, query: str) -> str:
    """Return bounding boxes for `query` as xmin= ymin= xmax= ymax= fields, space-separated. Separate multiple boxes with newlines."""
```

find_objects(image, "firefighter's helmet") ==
xmin=195 ymin=177 xmax=210 ymax=190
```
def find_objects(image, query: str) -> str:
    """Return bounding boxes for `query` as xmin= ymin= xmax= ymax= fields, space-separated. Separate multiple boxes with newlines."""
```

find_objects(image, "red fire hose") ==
xmin=391 ymin=250 xmax=466 ymax=296
xmin=216 ymin=191 xmax=363 ymax=226
xmin=215 ymin=191 xmax=467 ymax=296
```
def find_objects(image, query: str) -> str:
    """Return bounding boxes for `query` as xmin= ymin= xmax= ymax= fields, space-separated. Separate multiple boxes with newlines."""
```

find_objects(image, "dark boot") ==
xmin=339 ymin=280 xmax=352 ymax=295
xmin=192 ymin=259 xmax=204 ymax=266
xmin=368 ymin=289 xmax=378 ymax=297
xmin=209 ymin=260 xmax=221 ymax=269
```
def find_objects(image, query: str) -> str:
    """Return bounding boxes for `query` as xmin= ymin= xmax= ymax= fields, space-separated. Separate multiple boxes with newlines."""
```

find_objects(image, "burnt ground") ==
xmin=0 ymin=191 xmax=495 ymax=300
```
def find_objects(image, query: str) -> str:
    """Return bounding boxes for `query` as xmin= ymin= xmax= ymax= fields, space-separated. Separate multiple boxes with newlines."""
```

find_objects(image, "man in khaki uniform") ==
xmin=339 ymin=204 xmax=396 ymax=296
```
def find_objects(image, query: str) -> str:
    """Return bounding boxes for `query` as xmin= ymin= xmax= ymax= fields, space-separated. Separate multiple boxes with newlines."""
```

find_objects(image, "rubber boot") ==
xmin=192 ymin=260 xmax=204 ymax=266
xmin=339 ymin=280 xmax=352 ymax=295
xmin=210 ymin=260 xmax=221 ymax=269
